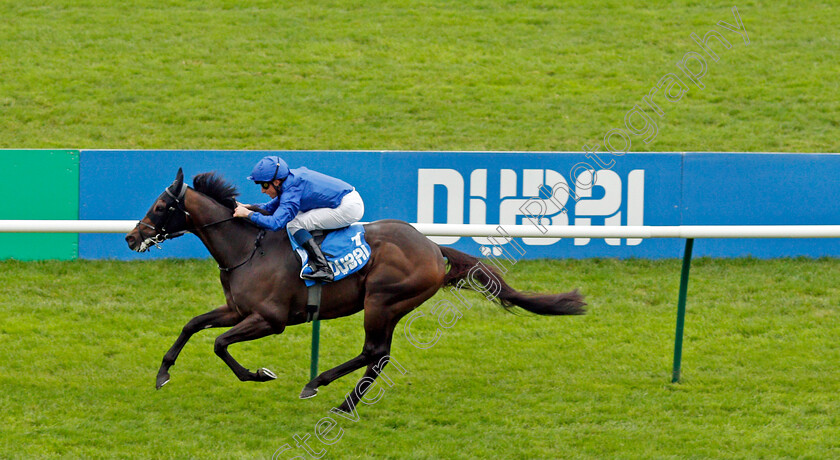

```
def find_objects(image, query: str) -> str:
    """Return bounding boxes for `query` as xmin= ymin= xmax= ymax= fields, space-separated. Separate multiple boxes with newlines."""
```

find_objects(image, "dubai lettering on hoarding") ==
xmin=417 ymin=168 xmax=645 ymax=250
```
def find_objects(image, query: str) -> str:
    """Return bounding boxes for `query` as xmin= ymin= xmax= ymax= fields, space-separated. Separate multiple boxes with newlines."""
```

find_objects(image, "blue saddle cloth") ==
xmin=288 ymin=224 xmax=371 ymax=286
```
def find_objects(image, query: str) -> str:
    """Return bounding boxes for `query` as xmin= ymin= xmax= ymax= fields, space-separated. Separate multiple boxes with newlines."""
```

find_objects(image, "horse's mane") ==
xmin=192 ymin=172 xmax=239 ymax=210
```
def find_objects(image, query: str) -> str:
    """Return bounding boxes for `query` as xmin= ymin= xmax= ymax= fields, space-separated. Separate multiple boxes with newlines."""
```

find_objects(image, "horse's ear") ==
xmin=173 ymin=168 xmax=184 ymax=190
xmin=168 ymin=168 xmax=186 ymax=198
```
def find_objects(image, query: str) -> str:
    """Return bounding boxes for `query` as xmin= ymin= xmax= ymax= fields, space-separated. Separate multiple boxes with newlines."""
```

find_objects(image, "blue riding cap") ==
xmin=247 ymin=156 xmax=290 ymax=182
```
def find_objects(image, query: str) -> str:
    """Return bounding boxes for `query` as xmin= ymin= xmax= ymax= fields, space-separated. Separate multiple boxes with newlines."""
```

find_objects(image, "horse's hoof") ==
xmin=300 ymin=386 xmax=318 ymax=399
xmin=156 ymin=375 xmax=170 ymax=390
xmin=335 ymin=401 xmax=352 ymax=414
xmin=257 ymin=368 xmax=277 ymax=381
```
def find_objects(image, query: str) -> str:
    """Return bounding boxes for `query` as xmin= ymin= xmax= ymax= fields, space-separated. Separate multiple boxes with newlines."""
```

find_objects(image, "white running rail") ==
xmin=2 ymin=221 xmax=840 ymax=238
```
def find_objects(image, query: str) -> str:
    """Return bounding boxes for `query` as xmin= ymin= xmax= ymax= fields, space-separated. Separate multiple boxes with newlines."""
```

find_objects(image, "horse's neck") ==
xmin=186 ymin=192 xmax=263 ymax=268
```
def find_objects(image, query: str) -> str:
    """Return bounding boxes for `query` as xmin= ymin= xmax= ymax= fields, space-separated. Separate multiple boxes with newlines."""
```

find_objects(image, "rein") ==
xmin=138 ymin=180 xmax=265 ymax=273
xmin=137 ymin=215 xmax=238 ymax=251
xmin=218 ymin=229 xmax=266 ymax=273
xmin=196 ymin=216 xmax=237 ymax=230
xmin=137 ymin=180 xmax=239 ymax=251
xmin=147 ymin=213 xmax=263 ymax=273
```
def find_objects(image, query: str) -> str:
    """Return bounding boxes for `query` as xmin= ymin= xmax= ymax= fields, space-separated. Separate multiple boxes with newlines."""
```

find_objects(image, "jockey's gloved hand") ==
xmin=233 ymin=205 xmax=252 ymax=219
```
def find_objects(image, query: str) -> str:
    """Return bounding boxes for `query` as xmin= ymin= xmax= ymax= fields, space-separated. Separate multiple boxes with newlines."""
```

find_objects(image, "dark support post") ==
xmin=310 ymin=320 xmax=320 ymax=381
xmin=672 ymin=238 xmax=694 ymax=383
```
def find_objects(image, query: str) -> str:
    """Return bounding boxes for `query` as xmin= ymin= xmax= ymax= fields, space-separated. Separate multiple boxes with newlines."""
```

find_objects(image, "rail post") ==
xmin=310 ymin=320 xmax=320 ymax=381
xmin=672 ymin=238 xmax=694 ymax=383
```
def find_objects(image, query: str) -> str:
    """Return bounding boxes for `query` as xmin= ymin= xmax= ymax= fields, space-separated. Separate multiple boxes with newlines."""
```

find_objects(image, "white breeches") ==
xmin=286 ymin=190 xmax=365 ymax=235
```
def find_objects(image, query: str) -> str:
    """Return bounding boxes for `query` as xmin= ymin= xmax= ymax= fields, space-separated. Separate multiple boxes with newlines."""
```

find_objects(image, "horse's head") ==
xmin=126 ymin=168 xmax=192 ymax=252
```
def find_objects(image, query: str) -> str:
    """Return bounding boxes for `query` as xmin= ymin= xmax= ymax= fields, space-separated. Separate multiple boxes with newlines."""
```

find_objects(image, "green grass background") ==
xmin=1 ymin=258 xmax=839 ymax=459
xmin=0 ymin=1 xmax=836 ymax=152
xmin=1 ymin=1 xmax=839 ymax=459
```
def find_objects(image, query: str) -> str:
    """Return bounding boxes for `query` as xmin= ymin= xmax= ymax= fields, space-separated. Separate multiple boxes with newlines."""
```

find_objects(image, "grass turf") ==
xmin=0 ymin=1 xmax=837 ymax=152
xmin=1 ymin=257 xmax=839 ymax=459
xmin=1 ymin=1 xmax=838 ymax=458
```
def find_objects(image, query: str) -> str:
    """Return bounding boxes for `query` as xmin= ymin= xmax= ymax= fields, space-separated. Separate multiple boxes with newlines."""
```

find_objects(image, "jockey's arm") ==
xmin=235 ymin=200 xmax=268 ymax=213
xmin=259 ymin=198 xmax=281 ymax=214
xmin=245 ymin=204 xmax=270 ymax=215
xmin=248 ymin=184 xmax=303 ymax=231
xmin=233 ymin=200 xmax=274 ymax=219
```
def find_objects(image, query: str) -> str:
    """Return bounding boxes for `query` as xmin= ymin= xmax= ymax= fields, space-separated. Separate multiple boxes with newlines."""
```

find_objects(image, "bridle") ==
xmin=135 ymin=180 xmax=261 ymax=273
xmin=135 ymin=181 xmax=237 ymax=252
xmin=135 ymin=181 xmax=189 ymax=252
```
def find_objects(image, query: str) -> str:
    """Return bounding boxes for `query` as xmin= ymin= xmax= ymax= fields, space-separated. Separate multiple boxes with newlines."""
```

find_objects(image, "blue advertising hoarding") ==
xmin=79 ymin=150 xmax=840 ymax=260
xmin=682 ymin=152 xmax=840 ymax=257
xmin=79 ymin=150 xmax=383 ymax=259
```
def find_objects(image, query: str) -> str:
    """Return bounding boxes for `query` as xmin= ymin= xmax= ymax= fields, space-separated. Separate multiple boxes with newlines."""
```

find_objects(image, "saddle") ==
xmin=287 ymin=224 xmax=372 ymax=322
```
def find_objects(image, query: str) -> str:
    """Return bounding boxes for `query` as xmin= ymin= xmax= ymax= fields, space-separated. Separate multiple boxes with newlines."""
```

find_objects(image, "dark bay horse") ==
xmin=125 ymin=169 xmax=585 ymax=411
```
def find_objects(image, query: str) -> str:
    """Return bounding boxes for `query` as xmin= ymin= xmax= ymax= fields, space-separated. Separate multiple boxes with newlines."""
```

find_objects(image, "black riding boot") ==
xmin=301 ymin=238 xmax=334 ymax=282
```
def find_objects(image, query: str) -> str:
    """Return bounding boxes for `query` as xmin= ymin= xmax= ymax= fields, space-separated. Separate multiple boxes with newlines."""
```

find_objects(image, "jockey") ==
xmin=233 ymin=156 xmax=364 ymax=282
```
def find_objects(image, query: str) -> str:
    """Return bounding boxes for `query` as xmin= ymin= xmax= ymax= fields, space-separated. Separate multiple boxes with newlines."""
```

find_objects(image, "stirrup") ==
xmin=300 ymin=237 xmax=334 ymax=282
xmin=302 ymin=268 xmax=334 ymax=282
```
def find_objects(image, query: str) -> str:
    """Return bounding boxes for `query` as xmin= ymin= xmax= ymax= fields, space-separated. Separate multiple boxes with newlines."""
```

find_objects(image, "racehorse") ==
xmin=125 ymin=168 xmax=586 ymax=411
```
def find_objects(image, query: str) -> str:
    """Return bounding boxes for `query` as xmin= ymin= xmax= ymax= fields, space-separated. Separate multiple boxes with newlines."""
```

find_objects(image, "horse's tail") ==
xmin=438 ymin=245 xmax=586 ymax=316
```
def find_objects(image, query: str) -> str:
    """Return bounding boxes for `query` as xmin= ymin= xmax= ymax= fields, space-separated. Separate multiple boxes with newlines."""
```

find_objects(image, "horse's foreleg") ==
xmin=213 ymin=312 xmax=281 ymax=382
xmin=157 ymin=305 xmax=243 ymax=389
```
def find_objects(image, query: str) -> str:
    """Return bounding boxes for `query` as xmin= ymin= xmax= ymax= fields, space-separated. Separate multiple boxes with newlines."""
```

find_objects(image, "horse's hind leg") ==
xmin=299 ymin=320 xmax=391 ymax=399
xmin=330 ymin=277 xmax=443 ymax=410
xmin=300 ymin=287 xmax=403 ymax=399
xmin=300 ymin=354 xmax=369 ymax=399
xmin=214 ymin=312 xmax=282 ymax=382
xmin=318 ymin=307 xmax=412 ymax=411
xmin=301 ymin=287 xmax=434 ymax=400
xmin=303 ymin=237 xmax=445 ymax=400
xmin=335 ymin=351 xmax=407 ymax=414
xmin=157 ymin=305 xmax=243 ymax=389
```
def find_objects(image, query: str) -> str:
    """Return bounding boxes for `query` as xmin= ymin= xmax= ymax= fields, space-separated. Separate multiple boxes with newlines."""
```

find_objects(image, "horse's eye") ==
xmin=155 ymin=205 xmax=166 ymax=213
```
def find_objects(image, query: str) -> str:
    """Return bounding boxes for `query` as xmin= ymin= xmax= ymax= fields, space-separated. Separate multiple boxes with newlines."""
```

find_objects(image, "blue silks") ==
xmin=288 ymin=224 xmax=371 ymax=286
